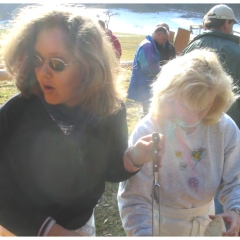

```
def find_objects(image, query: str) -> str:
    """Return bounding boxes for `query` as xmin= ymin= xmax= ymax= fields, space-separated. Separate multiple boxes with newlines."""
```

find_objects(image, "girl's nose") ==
xmin=197 ymin=109 xmax=207 ymax=118
xmin=187 ymin=111 xmax=201 ymax=123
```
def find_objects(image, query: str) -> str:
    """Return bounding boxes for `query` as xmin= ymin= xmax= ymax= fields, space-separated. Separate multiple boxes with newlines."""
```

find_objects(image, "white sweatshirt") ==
xmin=118 ymin=113 xmax=240 ymax=236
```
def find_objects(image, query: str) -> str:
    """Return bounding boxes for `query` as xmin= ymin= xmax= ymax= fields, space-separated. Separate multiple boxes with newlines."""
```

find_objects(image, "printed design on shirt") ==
xmin=189 ymin=177 xmax=199 ymax=188
xmin=191 ymin=147 xmax=205 ymax=161
xmin=175 ymin=151 xmax=182 ymax=157
xmin=176 ymin=150 xmax=186 ymax=170
xmin=179 ymin=162 xmax=187 ymax=170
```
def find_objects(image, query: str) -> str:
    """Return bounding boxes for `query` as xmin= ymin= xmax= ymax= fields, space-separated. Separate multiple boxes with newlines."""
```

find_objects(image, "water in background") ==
xmin=80 ymin=7 xmax=240 ymax=36
xmin=83 ymin=7 xmax=204 ymax=35
xmin=1 ymin=6 xmax=240 ymax=36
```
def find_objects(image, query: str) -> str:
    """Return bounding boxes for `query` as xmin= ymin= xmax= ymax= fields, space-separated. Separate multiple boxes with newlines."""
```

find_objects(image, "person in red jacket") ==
xmin=98 ymin=20 xmax=122 ymax=60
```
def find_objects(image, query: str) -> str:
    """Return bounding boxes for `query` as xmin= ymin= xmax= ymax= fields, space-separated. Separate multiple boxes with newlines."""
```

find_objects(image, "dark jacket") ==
xmin=127 ymin=35 xmax=161 ymax=103
xmin=157 ymin=40 xmax=176 ymax=66
xmin=0 ymin=94 xmax=134 ymax=236
xmin=181 ymin=30 xmax=240 ymax=129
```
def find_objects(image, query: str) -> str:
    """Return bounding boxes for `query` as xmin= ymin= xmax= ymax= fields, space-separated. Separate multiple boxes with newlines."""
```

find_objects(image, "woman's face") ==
xmin=34 ymin=27 xmax=82 ymax=107
xmin=173 ymin=90 xmax=216 ymax=126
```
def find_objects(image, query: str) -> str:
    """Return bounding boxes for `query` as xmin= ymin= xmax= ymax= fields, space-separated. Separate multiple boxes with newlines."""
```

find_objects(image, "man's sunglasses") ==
xmin=29 ymin=54 xmax=76 ymax=72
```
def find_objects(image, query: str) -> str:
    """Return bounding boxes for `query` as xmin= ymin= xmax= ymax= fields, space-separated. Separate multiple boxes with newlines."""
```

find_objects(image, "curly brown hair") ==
xmin=3 ymin=4 xmax=122 ymax=117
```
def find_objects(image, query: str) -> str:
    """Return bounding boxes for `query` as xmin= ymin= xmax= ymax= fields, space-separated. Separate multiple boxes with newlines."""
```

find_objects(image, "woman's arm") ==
xmin=217 ymin=117 xmax=240 ymax=236
xmin=118 ymin=117 xmax=162 ymax=236
xmin=118 ymin=162 xmax=154 ymax=236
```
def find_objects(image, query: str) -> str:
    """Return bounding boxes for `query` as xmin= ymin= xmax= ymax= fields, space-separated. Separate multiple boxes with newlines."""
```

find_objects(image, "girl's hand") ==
xmin=126 ymin=133 xmax=165 ymax=168
xmin=209 ymin=211 xmax=240 ymax=236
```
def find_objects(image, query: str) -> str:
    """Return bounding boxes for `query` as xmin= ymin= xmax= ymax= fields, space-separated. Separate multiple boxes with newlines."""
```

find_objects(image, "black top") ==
xmin=156 ymin=40 xmax=176 ymax=66
xmin=0 ymin=94 xmax=135 ymax=236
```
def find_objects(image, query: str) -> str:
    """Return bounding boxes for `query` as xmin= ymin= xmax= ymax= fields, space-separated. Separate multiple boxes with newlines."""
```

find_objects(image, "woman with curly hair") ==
xmin=0 ymin=5 xmax=160 ymax=236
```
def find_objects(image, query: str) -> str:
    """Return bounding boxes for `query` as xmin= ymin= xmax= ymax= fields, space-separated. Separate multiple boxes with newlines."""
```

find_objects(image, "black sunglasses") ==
xmin=29 ymin=54 xmax=76 ymax=72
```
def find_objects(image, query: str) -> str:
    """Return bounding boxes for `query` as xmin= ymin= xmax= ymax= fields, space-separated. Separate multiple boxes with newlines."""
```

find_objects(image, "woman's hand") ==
xmin=124 ymin=133 xmax=165 ymax=172
xmin=209 ymin=211 xmax=240 ymax=236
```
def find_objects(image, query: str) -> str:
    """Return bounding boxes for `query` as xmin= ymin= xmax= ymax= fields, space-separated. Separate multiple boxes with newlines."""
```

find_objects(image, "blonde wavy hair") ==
xmin=149 ymin=48 xmax=238 ymax=125
xmin=2 ymin=4 xmax=122 ymax=117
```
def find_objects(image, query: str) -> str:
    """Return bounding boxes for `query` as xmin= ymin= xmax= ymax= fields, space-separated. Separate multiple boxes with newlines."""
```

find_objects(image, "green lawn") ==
xmin=116 ymin=32 xmax=145 ymax=61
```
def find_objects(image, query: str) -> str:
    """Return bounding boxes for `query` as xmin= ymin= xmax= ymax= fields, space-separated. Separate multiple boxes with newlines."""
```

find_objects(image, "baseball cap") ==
xmin=204 ymin=4 xmax=239 ymax=24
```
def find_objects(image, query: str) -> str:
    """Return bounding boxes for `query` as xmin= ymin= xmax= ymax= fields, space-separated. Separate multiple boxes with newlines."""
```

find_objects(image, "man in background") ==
xmin=181 ymin=4 xmax=240 ymax=216
xmin=156 ymin=22 xmax=176 ymax=65
xmin=182 ymin=4 xmax=240 ymax=129
xmin=127 ymin=26 xmax=169 ymax=117
xmin=98 ymin=20 xmax=122 ymax=60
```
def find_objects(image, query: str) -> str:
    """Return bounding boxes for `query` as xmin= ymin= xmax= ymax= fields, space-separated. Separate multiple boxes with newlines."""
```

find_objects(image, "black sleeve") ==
xmin=104 ymin=102 xmax=137 ymax=182
xmin=0 ymin=96 xmax=50 ymax=236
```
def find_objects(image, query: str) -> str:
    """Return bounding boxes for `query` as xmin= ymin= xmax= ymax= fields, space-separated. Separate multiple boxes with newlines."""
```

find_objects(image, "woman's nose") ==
xmin=37 ymin=62 xmax=52 ymax=76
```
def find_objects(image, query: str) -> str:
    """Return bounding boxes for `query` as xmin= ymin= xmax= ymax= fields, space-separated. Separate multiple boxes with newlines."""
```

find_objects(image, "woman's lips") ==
xmin=42 ymin=85 xmax=55 ymax=93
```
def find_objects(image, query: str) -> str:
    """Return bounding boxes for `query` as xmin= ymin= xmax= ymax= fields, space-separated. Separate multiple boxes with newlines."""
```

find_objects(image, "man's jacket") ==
xmin=127 ymin=35 xmax=161 ymax=103
xmin=182 ymin=30 xmax=240 ymax=129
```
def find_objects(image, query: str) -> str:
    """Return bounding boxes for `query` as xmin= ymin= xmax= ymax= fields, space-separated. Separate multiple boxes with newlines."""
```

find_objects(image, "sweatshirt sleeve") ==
xmin=218 ymin=116 xmax=240 ymax=212
xmin=117 ymin=117 xmax=155 ymax=236
xmin=118 ymin=163 xmax=154 ymax=236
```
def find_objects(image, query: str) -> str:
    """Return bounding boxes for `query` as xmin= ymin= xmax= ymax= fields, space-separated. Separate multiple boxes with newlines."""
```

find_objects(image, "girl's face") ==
xmin=34 ymin=27 xmax=82 ymax=107
xmin=173 ymin=90 xmax=216 ymax=126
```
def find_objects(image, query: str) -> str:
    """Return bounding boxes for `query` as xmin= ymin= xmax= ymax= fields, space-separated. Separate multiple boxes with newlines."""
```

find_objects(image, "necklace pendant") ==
xmin=189 ymin=177 xmax=199 ymax=188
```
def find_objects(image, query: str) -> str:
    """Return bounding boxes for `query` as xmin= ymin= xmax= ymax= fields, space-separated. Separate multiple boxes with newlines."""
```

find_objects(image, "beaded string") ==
xmin=176 ymin=125 xmax=204 ymax=190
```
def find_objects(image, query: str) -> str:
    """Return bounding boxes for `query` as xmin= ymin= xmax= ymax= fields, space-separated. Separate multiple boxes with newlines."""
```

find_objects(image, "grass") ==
xmin=0 ymin=32 xmax=145 ymax=236
xmin=0 ymin=80 xmax=18 ymax=105
xmin=116 ymin=32 xmax=145 ymax=61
